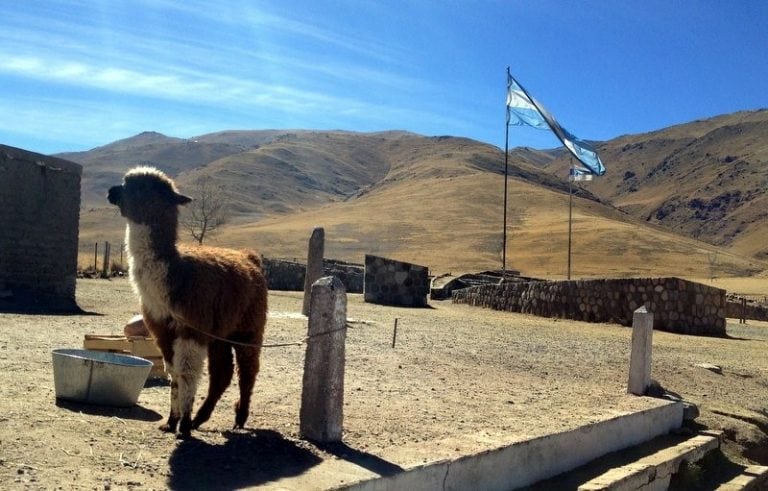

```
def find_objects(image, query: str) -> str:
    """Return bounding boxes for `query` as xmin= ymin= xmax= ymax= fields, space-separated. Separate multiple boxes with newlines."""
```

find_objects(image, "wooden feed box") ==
xmin=83 ymin=334 xmax=166 ymax=379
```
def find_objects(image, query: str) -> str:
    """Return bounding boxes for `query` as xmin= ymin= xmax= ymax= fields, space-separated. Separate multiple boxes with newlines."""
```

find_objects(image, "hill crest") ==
xmin=60 ymin=110 xmax=768 ymax=277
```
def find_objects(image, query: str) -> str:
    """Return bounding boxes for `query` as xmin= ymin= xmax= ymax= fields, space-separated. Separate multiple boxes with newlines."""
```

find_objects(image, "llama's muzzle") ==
xmin=107 ymin=185 xmax=122 ymax=205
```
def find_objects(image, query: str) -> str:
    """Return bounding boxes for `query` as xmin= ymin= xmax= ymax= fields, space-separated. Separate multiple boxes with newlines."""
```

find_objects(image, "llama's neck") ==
xmin=126 ymin=220 xmax=178 ymax=263
xmin=125 ymin=221 xmax=179 ymax=321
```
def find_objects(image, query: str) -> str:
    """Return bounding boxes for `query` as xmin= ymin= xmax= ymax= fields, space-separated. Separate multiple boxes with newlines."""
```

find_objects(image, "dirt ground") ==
xmin=1 ymin=278 xmax=766 ymax=490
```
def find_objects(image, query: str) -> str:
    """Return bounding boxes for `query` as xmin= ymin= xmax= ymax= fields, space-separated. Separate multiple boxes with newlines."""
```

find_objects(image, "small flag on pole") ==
xmin=569 ymin=167 xmax=593 ymax=182
xmin=506 ymin=71 xmax=605 ymax=177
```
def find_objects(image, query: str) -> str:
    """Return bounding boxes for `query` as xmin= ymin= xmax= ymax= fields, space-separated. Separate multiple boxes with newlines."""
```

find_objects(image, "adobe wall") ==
xmin=452 ymin=277 xmax=726 ymax=336
xmin=0 ymin=145 xmax=82 ymax=312
xmin=364 ymin=254 xmax=429 ymax=307
xmin=263 ymin=258 xmax=363 ymax=293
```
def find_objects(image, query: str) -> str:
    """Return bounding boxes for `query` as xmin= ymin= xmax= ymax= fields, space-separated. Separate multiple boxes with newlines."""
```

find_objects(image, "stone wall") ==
xmin=364 ymin=254 xmax=429 ymax=307
xmin=0 ymin=145 xmax=82 ymax=312
xmin=725 ymin=298 xmax=768 ymax=322
xmin=263 ymin=258 xmax=363 ymax=293
xmin=453 ymin=277 xmax=726 ymax=336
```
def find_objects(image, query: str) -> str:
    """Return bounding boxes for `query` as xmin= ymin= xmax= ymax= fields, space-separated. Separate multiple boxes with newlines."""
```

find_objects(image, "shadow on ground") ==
xmin=168 ymin=429 xmax=322 ymax=490
xmin=313 ymin=441 xmax=404 ymax=477
xmin=55 ymin=399 xmax=163 ymax=422
xmin=167 ymin=430 xmax=406 ymax=490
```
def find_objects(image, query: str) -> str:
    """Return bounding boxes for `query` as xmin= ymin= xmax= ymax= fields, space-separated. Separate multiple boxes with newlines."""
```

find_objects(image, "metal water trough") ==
xmin=52 ymin=348 xmax=153 ymax=407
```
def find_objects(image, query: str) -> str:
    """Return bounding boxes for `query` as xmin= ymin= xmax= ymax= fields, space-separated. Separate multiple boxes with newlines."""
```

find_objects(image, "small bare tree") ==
xmin=181 ymin=178 xmax=230 ymax=245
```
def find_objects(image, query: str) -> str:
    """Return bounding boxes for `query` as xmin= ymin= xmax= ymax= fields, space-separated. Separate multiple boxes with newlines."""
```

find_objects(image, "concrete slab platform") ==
xmin=259 ymin=399 xmax=682 ymax=490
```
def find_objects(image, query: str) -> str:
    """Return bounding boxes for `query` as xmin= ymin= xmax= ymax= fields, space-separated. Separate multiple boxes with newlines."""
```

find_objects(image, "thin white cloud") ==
xmin=0 ymin=53 xmax=314 ymax=111
xmin=0 ymin=61 xmax=472 ymax=155
xmin=0 ymin=50 xmax=458 ymax=132
xmin=140 ymin=0 xmax=406 ymax=65
xmin=0 ymin=5 xmax=428 ymax=95
xmin=0 ymin=1 xmax=474 ymax=153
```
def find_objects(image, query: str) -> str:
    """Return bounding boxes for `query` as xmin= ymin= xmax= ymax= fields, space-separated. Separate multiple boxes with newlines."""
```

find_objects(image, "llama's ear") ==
xmin=175 ymin=193 xmax=193 ymax=205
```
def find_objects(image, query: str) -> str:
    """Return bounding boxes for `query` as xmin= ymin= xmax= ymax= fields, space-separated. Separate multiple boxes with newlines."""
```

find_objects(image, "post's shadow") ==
xmin=312 ymin=441 xmax=404 ymax=477
xmin=55 ymin=399 xmax=163 ymax=422
xmin=167 ymin=429 xmax=322 ymax=490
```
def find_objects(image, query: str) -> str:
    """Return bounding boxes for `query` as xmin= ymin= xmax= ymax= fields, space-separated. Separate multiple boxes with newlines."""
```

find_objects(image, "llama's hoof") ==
xmin=159 ymin=416 xmax=179 ymax=433
xmin=191 ymin=410 xmax=211 ymax=430
xmin=234 ymin=401 xmax=249 ymax=429
xmin=176 ymin=429 xmax=192 ymax=439
xmin=179 ymin=415 xmax=193 ymax=436
xmin=234 ymin=417 xmax=248 ymax=429
xmin=159 ymin=423 xmax=176 ymax=433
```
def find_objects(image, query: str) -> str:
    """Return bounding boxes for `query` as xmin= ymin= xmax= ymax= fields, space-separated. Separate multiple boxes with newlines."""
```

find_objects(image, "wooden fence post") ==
xmin=741 ymin=298 xmax=746 ymax=324
xmin=302 ymin=227 xmax=325 ymax=316
xmin=392 ymin=318 xmax=398 ymax=349
xmin=93 ymin=242 xmax=98 ymax=271
xmin=300 ymin=276 xmax=346 ymax=442
xmin=627 ymin=306 xmax=653 ymax=395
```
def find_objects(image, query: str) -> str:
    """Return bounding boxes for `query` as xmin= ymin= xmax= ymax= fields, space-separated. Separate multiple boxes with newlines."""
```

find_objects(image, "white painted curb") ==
xmin=336 ymin=399 xmax=683 ymax=491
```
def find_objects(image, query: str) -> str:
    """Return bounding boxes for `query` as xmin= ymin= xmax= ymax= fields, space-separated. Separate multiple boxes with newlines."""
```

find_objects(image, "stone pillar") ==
xmin=300 ymin=276 xmax=346 ymax=442
xmin=302 ymin=227 xmax=325 ymax=316
xmin=627 ymin=306 xmax=653 ymax=395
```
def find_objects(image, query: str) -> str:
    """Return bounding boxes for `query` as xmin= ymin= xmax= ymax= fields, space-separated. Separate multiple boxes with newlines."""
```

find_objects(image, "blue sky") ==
xmin=2 ymin=1 xmax=767 ymax=155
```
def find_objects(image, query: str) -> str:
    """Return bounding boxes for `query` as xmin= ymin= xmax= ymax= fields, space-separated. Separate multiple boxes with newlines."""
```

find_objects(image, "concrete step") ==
xmin=523 ymin=430 xmax=724 ymax=491
xmin=578 ymin=431 xmax=722 ymax=490
xmin=714 ymin=465 xmax=768 ymax=490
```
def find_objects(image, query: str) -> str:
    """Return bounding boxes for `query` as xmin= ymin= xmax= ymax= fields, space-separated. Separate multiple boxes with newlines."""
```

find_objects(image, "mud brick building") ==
xmin=0 ymin=145 xmax=82 ymax=312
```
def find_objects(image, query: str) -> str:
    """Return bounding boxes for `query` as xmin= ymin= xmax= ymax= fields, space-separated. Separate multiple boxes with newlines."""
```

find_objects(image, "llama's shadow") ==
xmin=167 ymin=429 xmax=322 ymax=490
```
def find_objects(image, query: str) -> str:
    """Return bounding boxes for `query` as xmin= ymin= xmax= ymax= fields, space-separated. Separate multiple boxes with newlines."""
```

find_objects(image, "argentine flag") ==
xmin=506 ymin=72 xmax=606 ymax=177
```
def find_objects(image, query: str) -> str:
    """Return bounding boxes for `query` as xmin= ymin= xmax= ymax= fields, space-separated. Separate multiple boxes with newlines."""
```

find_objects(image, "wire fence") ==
xmin=77 ymin=241 xmax=127 ymax=277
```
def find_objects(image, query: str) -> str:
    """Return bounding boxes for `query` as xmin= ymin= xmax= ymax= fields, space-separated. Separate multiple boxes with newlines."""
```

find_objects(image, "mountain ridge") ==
xmin=58 ymin=109 xmax=768 ymax=277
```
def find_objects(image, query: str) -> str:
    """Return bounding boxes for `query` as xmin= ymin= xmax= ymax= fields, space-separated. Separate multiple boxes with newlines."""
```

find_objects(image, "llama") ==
xmin=107 ymin=167 xmax=267 ymax=437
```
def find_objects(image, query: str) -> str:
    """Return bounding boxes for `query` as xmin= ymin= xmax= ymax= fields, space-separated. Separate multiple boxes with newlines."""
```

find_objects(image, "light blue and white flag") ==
xmin=507 ymin=72 xmax=606 ymax=176
xmin=569 ymin=167 xmax=593 ymax=182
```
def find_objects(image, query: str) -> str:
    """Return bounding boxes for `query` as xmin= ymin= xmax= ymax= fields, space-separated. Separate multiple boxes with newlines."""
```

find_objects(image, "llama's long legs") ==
xmin=159 ymin=378 xmax=181 ymax=433
xmin=191 ymin=341 xmax=234 ymax=429
xmin=233 ymin=345 xmax=260 ymax=428
xmin=170 ymin=337 xmax=207 ymax=436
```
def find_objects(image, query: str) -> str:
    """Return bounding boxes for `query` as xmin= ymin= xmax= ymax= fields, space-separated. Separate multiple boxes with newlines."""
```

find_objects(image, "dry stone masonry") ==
xmin=0 ymin=145 xmax=82 ymax=312
xmin=725 ymin=297 xmax=768 ymax=322
xmin=364 ymin=254 xmax=429 ymax=307
xmin=452 ymin=277 xmax=726 ymax=336
xmin=263 ymin=258 xmax=363 ymax=293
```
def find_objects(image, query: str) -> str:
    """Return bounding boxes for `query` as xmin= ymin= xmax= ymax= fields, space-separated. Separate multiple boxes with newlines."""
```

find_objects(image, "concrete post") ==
xmin=627 ymin=306 xmax=653 ymax=395
xmin=101 ymin=241 xmax=111 ymax=278
xmin=300 ymin=276 xmax=346 ymax=442
xmin=302 ymin=227 xmax=325 ymax=316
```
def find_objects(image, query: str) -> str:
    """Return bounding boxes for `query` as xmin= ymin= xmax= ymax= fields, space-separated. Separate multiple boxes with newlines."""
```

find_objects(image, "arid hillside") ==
xmin=539 ymin=109 xmax=768 ymax=260
xmin=62 ymin=112 xmax=768 ymax=279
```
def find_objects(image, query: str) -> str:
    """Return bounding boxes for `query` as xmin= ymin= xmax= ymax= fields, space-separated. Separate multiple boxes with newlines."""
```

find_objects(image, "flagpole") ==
xmin=502 ymin=67 xmax=510 ymax=279
xmin=506 ymin=69 xmax=604 ymax=281
xmin=568 ymin=157 xmax=573 ymax=280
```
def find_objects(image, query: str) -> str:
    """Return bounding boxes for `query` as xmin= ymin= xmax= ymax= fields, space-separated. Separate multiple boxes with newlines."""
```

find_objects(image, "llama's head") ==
xmin=108 ymin=167 xmax=192 ymax=224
